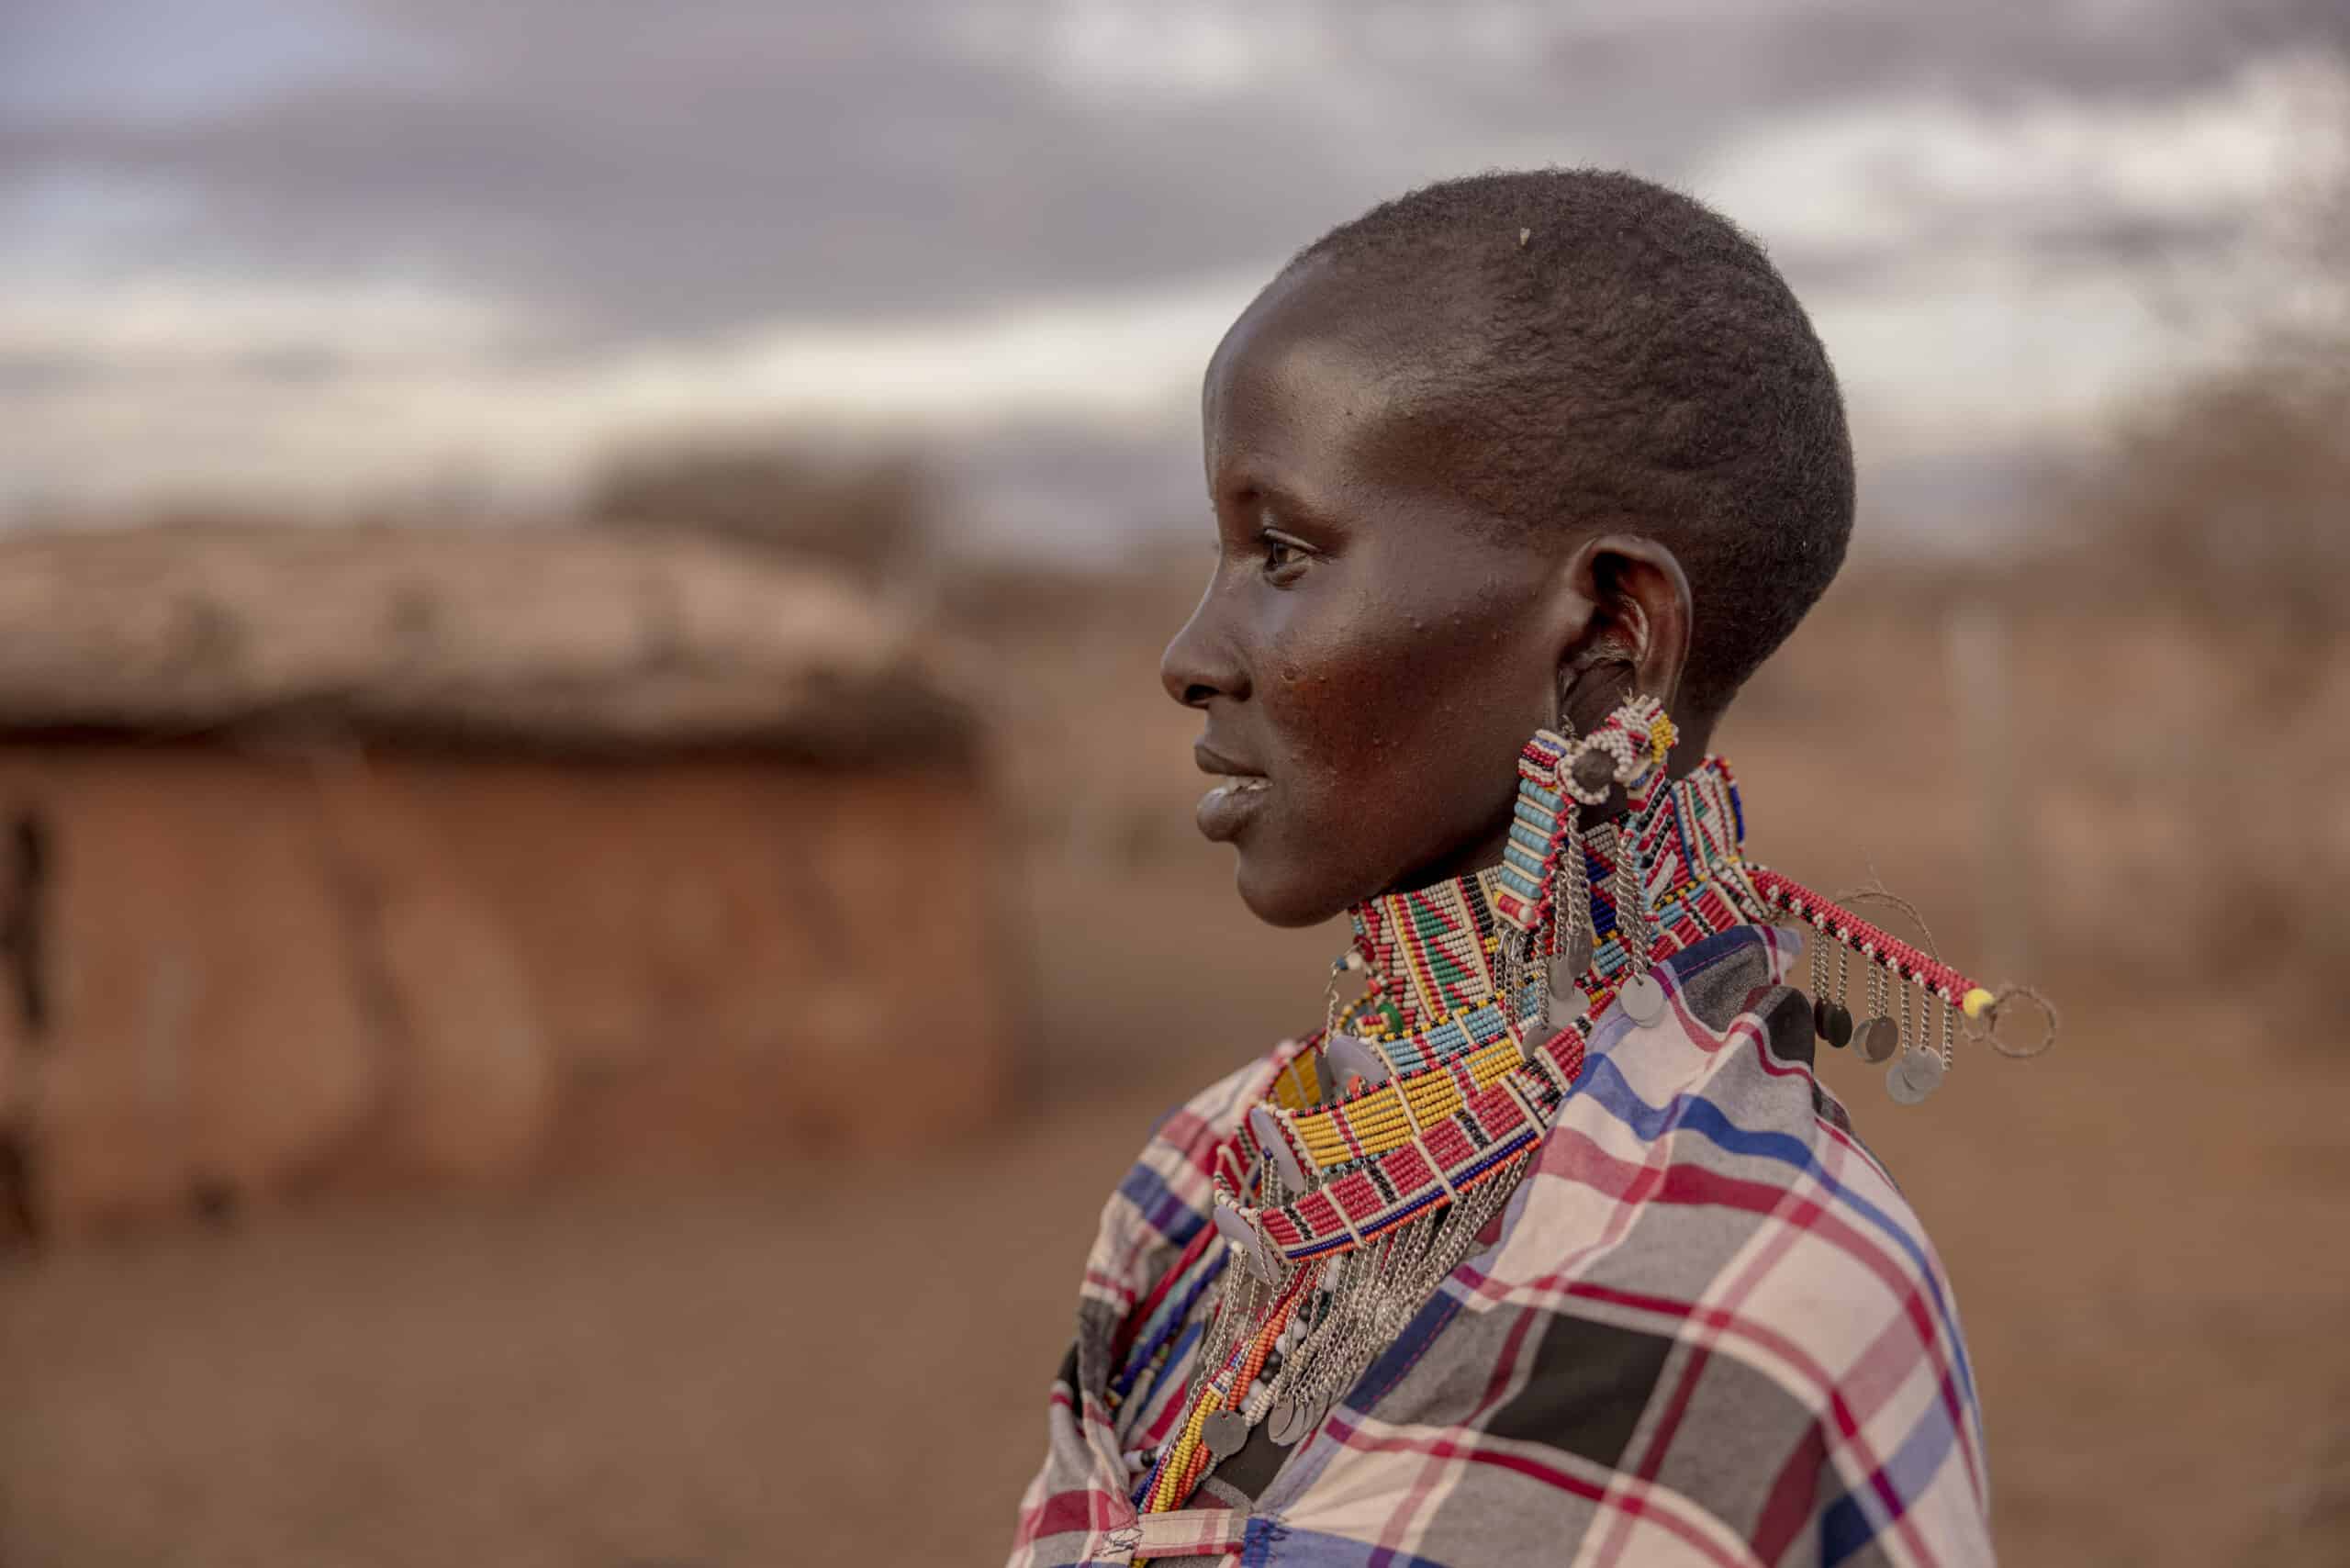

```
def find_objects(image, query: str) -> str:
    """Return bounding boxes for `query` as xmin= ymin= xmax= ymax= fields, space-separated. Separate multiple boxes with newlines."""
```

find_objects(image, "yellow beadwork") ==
xmin=1151 ymin=1387 xmax=1223 ymax=1511
xmin=1276 ymin=1047 xmax=1324 ymax=1109
xmin=1647 ymin=711 xmax=1675 ymax=767
xmin=1277 ymin=1033 xmax=1528 ymax=1169
xmin=1962 ymin=987 xmax=1995 ymax=1020
xmin=1278 ymin=841 xmax=1730 ymax=1173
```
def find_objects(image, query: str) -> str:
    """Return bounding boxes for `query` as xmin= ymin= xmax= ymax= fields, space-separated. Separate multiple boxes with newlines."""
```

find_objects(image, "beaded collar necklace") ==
xmin=1132 ymin=756 xmax=1768 ymax=1515
xmin=1216 ymin=757 xmax=1760 ymax=1271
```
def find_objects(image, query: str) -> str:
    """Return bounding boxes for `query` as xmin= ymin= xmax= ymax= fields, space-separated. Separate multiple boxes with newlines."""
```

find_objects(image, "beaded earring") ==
xmin=1491 ymin=692 xmax=1679 ymax=1029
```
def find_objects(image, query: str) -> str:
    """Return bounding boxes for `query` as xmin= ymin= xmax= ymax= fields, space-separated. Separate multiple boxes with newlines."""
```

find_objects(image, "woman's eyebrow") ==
xmin=1252 ymin=481 xmax=1348 ymax=537
xmin=1212 ymin=465 xmax=1345 ymax=536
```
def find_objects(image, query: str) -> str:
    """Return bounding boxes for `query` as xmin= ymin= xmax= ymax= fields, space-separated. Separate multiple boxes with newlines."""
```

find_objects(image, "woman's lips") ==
xmin=1195 ymin=774 xmax=1270 ymax=842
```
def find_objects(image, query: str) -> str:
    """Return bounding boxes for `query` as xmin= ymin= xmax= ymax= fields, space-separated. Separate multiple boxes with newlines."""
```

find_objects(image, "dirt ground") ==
xmin=5 ymin=573 xmax=2348 ymax=1566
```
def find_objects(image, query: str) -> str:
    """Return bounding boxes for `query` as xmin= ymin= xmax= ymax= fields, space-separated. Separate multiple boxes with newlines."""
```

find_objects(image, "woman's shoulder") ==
xmin=1489 ymin=926 xmax=1976 ymax=1429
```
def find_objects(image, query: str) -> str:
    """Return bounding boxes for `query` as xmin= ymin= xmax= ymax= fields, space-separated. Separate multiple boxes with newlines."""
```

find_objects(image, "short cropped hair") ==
xmin=1292 ymin=169 xmax=1853 ymax=719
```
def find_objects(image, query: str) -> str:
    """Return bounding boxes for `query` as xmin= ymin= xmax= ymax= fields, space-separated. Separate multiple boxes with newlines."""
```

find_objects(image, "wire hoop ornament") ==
xmin=1970 ymin=985 xmax=2060 ymax=1059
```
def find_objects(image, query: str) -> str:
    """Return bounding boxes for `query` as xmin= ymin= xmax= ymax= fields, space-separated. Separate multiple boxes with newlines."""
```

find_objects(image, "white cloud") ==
xmin=0 ymin=267 xmax=1267 ymax=516
xmin=1695 ymin=50 xmax=2341 ymax=255
xmin=1693 ymin=50 xmax=2347 ymax=465
xmin=604 ymin=271 xmax=1262 ymax=429
xmin=1812 ymin=250 xmax=2185 ymax=465
xmin=0 ymin=274 xmax=514 ymax=366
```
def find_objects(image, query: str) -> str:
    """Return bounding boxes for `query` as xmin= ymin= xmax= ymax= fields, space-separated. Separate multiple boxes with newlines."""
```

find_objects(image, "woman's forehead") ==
xmin=1203 ymin=276 xmax=1439 ymax=495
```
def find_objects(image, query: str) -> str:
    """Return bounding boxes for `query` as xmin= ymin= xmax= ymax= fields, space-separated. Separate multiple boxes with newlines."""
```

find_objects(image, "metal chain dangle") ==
xmin=1888 ymin=983 xmax=1945 ymax=1105
xmin=1809 ymin=930 xmax=1831 ymax=1030
xmin=1818 ymin=934 xmax=1854 ymax=1047
xmin=1855 ymin=948 xmax=1898 ymax=1062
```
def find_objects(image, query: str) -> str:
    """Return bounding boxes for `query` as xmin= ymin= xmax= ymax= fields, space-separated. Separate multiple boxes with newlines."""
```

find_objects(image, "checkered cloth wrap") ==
xmin=1008 ymin=924 xmax=1989 ymax=1567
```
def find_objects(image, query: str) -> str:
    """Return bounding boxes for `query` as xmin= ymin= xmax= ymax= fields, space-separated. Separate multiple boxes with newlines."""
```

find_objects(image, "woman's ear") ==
xmin=1549 ymin=533 xmax=1694 ymax=735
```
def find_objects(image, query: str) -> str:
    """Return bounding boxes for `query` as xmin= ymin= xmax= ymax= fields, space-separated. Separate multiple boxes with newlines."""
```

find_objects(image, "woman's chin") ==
xmin=1232 ymin=855 xmax=1346 ymax=930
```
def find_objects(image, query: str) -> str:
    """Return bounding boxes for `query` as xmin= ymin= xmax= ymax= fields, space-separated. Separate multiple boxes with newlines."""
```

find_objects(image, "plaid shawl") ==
xmin=1007 ymin=924 xmax=1990 ymax=1567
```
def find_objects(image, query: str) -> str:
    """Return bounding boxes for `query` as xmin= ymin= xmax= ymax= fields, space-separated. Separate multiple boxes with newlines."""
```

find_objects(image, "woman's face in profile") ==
xmin=1160 ymin=263 xmax=1568 ymax=928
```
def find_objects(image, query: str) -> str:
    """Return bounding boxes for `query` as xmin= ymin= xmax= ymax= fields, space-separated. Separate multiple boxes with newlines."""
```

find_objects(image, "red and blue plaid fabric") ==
xmin=1009 ymin=923 xmax=1989 ymax=1566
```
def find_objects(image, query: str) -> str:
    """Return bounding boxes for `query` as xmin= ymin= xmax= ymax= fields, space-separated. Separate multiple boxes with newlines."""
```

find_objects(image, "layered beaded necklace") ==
xmin=1124 ymin=711 xmax=2032 ymax=1529
xmin=1129 ymin=745 xmax=1771 ymax=1517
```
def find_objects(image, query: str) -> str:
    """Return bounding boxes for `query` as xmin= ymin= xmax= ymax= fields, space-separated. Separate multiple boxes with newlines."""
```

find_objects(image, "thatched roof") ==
xmin=0 ymin=524 xmax=975 ymax=763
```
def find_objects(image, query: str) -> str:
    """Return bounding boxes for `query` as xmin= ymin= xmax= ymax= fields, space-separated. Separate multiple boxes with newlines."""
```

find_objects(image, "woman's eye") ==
xmin=1259 ymin=532 xmax=1312 ymax=579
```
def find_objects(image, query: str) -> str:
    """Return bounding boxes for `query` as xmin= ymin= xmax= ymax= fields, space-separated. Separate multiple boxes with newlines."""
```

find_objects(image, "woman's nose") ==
xmin=1160 ymin=588 xmax=1249 ymax=709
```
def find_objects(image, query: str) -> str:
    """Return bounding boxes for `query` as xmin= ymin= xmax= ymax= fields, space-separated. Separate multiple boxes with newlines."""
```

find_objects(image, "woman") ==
xmin=1010 ymin=170 xmax=2007 ymax=1568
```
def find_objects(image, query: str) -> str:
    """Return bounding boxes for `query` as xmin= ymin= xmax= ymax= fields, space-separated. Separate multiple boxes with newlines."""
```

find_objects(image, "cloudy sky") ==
xmin=3 ymin=0 xmax=2342 ymax=554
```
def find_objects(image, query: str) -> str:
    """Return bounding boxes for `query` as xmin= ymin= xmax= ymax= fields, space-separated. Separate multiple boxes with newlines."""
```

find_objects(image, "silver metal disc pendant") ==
xmin=1617 ymin=972 xmax=1667 ymax=1026
xmin=1550 ymin=930 xmax=1595 ymax=996
xmin=1545 ymin=960 xmax=1591 ymax=1024
xmin=1202 ymin=1410 xmax=1249 ymax=1461
xmin=1853 ymin=1015 xmax=1899 ymax=1064
xmin=1248 ymin=1103 xmax=1308 ymax=1193
xmin=1267 ymin=1395 xmax=1322 ymax=1447
xmin=1213 ymin=1203 xmax=1279 ymax=1284
xmin=1886 ymin=1049 xmax=1945 ymax=1105
xmin=1322 ymin=1032 xmax=1390 ymax=1091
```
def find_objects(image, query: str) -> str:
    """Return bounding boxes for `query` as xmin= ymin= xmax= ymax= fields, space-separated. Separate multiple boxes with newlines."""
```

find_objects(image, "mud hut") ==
xmin=0 ymin=524 xmax=1012 ymax=1241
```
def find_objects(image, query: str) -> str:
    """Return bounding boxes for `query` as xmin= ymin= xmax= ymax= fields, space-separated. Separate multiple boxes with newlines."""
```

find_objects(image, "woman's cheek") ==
xmin=1263 ymin=631 xmax=1358 ymax=757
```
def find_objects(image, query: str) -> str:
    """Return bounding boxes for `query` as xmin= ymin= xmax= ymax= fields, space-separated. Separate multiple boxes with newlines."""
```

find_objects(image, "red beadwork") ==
xmin=1746 ymin=867 xmax=1982 ymax=1004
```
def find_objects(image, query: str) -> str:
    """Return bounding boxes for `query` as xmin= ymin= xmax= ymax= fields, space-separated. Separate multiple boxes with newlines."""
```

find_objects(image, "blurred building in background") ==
xmin=0 ymin=524 xmax=1006 ymax=1241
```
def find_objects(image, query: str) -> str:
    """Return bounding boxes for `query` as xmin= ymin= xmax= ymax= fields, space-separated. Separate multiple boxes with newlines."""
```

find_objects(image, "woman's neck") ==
xmin=1375 ymin=721 xmax=1719 ymax=899
xmin=1341 ymin=755 xmax=1753 ymax=1036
